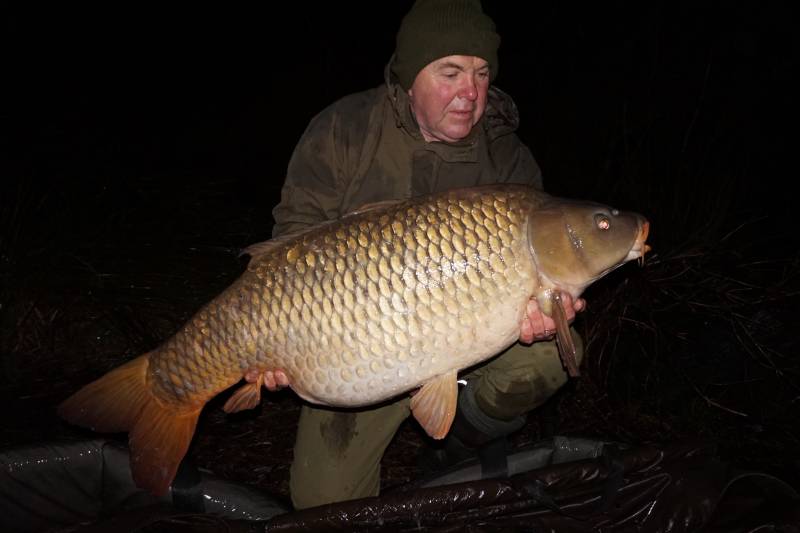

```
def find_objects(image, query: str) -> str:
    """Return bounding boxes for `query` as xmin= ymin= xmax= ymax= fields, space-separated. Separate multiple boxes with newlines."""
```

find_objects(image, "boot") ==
xmin=417 ymin=381 xmax=525 ymax=475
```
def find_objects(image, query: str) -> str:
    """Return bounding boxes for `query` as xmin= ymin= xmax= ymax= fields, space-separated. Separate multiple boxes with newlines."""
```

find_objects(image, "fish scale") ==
xmin=146 ymin=188 xmax=527 ymax=408
xmin=58 ymin=184 xmax=650 ymax=496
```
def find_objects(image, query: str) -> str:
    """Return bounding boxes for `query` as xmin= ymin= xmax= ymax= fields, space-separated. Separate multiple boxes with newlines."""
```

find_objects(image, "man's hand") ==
xmin=519 ymin=294 xmax=585 ymax=344
xmin=263 ymin=369 xmax=290 ymax=392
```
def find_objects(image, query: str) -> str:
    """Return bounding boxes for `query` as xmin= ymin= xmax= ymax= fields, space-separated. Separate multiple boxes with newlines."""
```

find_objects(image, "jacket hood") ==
xmin=384 ymin=57 xmax=521 ymax=142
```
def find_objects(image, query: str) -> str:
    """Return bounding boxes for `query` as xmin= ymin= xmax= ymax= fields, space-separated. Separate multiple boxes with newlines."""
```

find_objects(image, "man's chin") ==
xmin=440 ymin=125 xmax=472 ymax=142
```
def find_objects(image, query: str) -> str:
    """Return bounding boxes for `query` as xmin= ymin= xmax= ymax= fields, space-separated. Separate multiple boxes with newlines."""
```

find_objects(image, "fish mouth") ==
xmin=625 ymin=219 xmax=651 ymax=264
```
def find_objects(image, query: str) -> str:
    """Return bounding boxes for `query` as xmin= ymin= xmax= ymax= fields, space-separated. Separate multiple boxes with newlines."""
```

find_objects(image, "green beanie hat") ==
xmin=392 ymin=0 xmax=501 ymax=91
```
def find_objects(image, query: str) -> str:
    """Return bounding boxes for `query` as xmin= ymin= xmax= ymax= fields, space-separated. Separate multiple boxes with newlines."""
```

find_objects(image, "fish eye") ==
xmin=595 ymin=214 xmax=610 ymax=230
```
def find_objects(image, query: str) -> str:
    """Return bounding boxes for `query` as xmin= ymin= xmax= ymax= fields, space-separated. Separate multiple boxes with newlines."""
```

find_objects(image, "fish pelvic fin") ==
xmin=57 ymin=354 xmax=202 ymax=497
xmin=410 ymin=369 xmax=458 ymax=439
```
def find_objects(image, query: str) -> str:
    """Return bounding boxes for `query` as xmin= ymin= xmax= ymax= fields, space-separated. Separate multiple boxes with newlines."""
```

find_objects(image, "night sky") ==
xmin=5 ymin=2 xmax=794 ymax=245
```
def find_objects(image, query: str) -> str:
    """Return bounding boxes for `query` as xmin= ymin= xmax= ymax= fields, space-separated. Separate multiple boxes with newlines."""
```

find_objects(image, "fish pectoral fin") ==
xmin=410 ymin=369 xmax=458 ymax=440
xmin=223 ymin=375 xmax=264 ymax=414
xmin=552 ymin=292 xmax=580 ymax=377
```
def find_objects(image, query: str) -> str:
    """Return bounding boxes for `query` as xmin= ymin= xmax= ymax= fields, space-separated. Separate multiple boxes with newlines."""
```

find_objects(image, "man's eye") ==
xmin=443 ymin=72 xmax=458 ymax=79
xmin=478 ymin=71 xmax=490 ymax=79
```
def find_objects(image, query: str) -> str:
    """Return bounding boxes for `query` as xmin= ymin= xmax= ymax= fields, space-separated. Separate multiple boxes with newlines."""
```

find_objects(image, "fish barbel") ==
xmin=58 ymin=184 xmax=650 ymax=496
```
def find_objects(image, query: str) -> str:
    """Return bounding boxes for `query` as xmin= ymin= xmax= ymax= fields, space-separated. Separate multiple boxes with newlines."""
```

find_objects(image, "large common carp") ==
xmin=59 ymin=184 xmax=650 ymax=496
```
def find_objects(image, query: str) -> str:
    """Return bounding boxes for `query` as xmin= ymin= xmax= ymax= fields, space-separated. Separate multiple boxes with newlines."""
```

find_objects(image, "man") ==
xmin=269 ymin=0 xmax=584 ymax=509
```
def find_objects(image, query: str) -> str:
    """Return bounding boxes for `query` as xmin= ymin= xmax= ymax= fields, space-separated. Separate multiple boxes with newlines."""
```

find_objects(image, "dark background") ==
xmin=4 ymin=2 xmax=794 ymax=240
xmin=2 ymin=0 xmax=798 ymax=504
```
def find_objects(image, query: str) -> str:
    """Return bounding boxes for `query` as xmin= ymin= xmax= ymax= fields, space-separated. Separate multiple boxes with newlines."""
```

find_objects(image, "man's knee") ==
xmin=290 ymin=450 xmax=379 ymax=510
xmin=289 ymin=409 xmax=377 ymax=509
xmin=474 ymin=332 xmax=584 ymax=420
xmin=289 ymin=401 xmax=409 ymax=509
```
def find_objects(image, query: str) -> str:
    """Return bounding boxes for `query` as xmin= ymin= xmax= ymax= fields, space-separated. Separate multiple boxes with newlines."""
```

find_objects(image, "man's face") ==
xmin=408 ymin=55 xmax=490 ymax=143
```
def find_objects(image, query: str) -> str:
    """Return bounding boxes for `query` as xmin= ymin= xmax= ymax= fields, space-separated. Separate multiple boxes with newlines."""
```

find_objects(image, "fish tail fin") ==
xmin=58 ymin=355 xmax=153 ymax=433
xmin=128 ymin=394 xmax=201 ymax=496
xmin=58 ymin=353 xmax=202 ymax=496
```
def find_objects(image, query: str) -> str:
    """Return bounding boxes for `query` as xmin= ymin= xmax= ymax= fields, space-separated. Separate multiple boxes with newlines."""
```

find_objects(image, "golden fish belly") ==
xmin=292 ymin=283 xmax=534 ymax=407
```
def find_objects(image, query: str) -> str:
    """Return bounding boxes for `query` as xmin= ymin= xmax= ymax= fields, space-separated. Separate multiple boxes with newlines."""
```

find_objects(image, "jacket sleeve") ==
xmin=271 ymin=110 xmax=347 ymax=238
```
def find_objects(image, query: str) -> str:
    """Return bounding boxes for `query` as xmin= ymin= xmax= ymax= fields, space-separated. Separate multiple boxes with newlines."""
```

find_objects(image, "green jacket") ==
xmin=272 ymin=65 xmax=543 ymax=237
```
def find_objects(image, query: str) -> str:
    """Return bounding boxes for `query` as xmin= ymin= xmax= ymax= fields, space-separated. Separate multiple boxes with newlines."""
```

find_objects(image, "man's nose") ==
xmin=458 ymin=77 xmax=478 ymax=100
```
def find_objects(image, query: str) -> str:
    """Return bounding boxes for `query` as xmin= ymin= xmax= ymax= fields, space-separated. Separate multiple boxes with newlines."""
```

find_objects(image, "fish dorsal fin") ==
xmin=410 ymin=369 xmax=458 ymax=439
xmin=245 ymin=200 xmax=404 ymax=260
xmin=552 ymin=291 xmax=580 ymax=377
xmin=242 ymin=234 xmax=298 ymax=261
xmin=241 ymin=221 xmax=336 ymax=261
xmin=343 ymin=198 xmax=405 ymax=218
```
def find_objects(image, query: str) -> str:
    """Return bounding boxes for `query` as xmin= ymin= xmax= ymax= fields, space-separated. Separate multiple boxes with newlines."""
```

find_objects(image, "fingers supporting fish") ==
xmin=263 ymin=369 xmax=289 ymax=391
xmin=519 ymin=298 xmax=546 ymax=344
xmin=520 ymin=294 xmax=584 ymax=344
xmin=244 ymin=368 xmax=289 ymax=391
xmin=224 ymin=368 xmax=290 ymax=413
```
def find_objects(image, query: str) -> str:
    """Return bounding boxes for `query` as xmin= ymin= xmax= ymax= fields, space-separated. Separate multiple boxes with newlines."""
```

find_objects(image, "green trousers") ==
xmin=289 ymin=334 xmax=583 ymax=509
